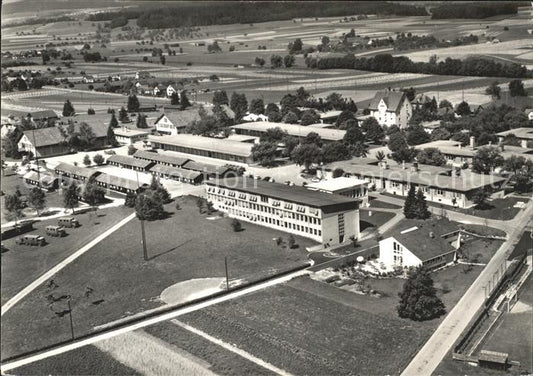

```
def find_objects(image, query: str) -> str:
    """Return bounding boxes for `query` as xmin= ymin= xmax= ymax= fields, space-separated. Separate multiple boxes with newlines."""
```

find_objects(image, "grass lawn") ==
xmin=144 ymin=322 xmax=275 ymax=376
xmin=427 ymin=196 xmax=529 ymax=221
xmin=460 ymin=224 xmax=507 ymax=238
xmin=368 ymin=198 xmax=401 ymax=210
xmin=1 ymin=196 xmax=315 ymax=359
xmin=1 ymin=205 xmax=134 ymax=305
xmin=459 ymin=239 xmax=504 ymax=264
xmin=8 ymin=345 xmax=139 ymax=376
xmin=359 ymin=209 xmax=395 ymax=231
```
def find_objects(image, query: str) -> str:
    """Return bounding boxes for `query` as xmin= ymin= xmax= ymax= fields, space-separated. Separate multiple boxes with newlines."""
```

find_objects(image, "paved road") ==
xmin=401 ymin=200 xmax=533 ymax=376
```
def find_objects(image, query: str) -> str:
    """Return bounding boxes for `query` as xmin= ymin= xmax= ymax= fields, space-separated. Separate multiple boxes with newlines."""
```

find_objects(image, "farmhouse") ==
xmin=149 ymin=164 xmax=203 ymax=184
xmin=206 ymin=177 xmax=361 ymax=244
xmin=26 ymin=110 xmax=59 ymax=122
xmin=106 ymin=154 xmax=154 ymax=171
xmin=306 ymin=177 xmax=369 ymax=207
xmin=369 ymin=90 xmax=412 ymax=129
xmin=231 ymin=121 xmax=346 ymax=143
xmin=153 ymin=110 xmax=203 ymax=135
xmin=149 ymin=134 xmax=254 ymax=163
xmin=496 ymin=127 xmax=533 ymax=149
xmin=113 ymin=128 xmax=151 ymax=145
xmin=379 ymin=219 xmax=459 ymax=271
xmin=54 ymin=162 xmax=101 ymax=182
xmin=18 ymin=127 xmax=69 ymax=158
xmin=133 ymin=149 xmax=190 ymax=168
xmin=325 ymin=160 xmax=506 ymax=208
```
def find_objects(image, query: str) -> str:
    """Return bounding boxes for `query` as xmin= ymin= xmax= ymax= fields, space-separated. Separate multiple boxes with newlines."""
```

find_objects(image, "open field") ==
xmin=0 ymin=196 xmax=315 ymax=359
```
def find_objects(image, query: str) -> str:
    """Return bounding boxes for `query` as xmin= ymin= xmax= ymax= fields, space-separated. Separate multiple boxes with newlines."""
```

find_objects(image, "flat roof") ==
xmin=206 ymin=177 xmax=357 ymax=212
xmin=113 ymin=128 xmax=152 ymax=137
xmin=479 ymin=350 xmax=508 ymax=364
xmin=331 ymin=162 xmax=506 ymax=192
xmin=231 ymin=121 xmax=346 ymax=141
xmin=149 ymin=134 xmax=254 ymax=157
xmin=182 ymin=160 xmax=231 ymax=175
xmin=496 ymin=127 xmax=533 ymax=140
xmin=226 ymin=134 xmax=259 ymax=142
xmin=307 ymin=177 xmax=368 ymax=192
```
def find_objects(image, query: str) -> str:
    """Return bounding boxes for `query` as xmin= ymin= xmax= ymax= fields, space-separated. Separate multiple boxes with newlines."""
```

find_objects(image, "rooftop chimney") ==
xmin=410 ymin=162 xmax=419 ymax=172
xmin=402 ymin=160 xmax=406 ymax=170
xmin=470 ymin=136 xmax=476 ymax=149
xmin=500 ymin=144 xmax=505 ymax=151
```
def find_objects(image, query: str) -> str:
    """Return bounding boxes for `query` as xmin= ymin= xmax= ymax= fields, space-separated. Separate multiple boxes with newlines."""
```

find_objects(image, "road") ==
xmin=0 ymin=268 xmax=310 ymax=373
xmin=401 ymin=200 xmax=533 ymax=376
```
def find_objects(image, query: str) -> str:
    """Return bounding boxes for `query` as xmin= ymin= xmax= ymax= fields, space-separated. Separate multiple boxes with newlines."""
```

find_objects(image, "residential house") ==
xmin=166 ymin=84 xmax=178 ymax=98
xmin=18 ymin=127 xmax=69 ymax=158
xmin=153 ymin=109 xmax=204 ymax=135
xmin=368 ymin=90 xmax=412 ymax=129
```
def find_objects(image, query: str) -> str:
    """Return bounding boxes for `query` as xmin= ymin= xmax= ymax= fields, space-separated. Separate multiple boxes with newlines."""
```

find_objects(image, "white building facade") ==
xmin=205 ymin=178 xmax=360 ymax=245
xmin=369 ymin=91 xmax=413 ymax=129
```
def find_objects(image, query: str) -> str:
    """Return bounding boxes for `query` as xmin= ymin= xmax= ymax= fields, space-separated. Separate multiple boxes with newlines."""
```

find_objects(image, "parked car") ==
xmin=46 ymin=225 xmax=66 ymax=237
xmin=104 ymin=150 xmax=116 ymax=155
xmin=58 ymin=217 xmax=79 ymax=228
xmin=15 ymin=234 xmax=45 ymax=246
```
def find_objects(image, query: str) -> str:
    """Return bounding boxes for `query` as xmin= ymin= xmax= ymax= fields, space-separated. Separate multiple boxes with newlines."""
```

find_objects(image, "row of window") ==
xmin=223 ymin=206 xmax=322 ymax=237
xmin=208 ymin=194 xmax=322 ymax=225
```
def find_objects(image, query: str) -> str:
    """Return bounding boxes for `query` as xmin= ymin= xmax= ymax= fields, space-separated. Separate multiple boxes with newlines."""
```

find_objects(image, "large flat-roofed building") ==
xmin=149 ymin=134 xmax=254 ymax=163
xmin=306 ymin=177 xmax=369 ymax=207
xmin=205 ymin=177 xmax=360 ymax=244
xmin=231 ymin=121 xmax=346 ymax=143
xmin=113 ymin=128 xmax=151 ymax=145
xmin=326 ymin=160 xmax=506 ymax=208
xmin=496 ymin=127 xmax=533 ymax=148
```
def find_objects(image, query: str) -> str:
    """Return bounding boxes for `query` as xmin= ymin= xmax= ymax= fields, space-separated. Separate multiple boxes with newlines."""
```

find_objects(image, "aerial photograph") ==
xmin=0 ymin=1 xmax=532 ymax=375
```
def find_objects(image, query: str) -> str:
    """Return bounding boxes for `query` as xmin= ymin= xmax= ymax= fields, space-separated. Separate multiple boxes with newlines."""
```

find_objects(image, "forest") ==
xmin=87 ymin=1 xmax=426 ymax=29
xmin=430 ymin=2 xmax=526 ymax=19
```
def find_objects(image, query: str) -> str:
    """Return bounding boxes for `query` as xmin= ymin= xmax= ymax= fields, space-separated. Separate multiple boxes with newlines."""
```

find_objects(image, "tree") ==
xmin=288 ymin=234 xmax=296 ymax=249
xmin=109 ymin=113 xmax=118 ymax=128
xmin=322 ymin=141 xmax=351 ymax=163
xmin=414 ymin=189 xmax=431 ymax=219
xmin=135 ymin=192 xmax=164 ymax=220
xmin=252 ymin=142 xmax=278 ymax=167
xmin=128 ymin=145 xmax=137 ymax=155
xmin=107 ymin=125 xmax=117 ymax=146
xmin=196 ymin=197 xmax=205 ymax=213
xmin=136 ymin=113 xmax=148 ymax=128
xmin=282 ymin=111 xmax=299 ymax=124
xmin=343 ymin=125 xmax=364 ymax=146
xmin=83 ymin=154 xmax=91 ymax=166
xmin=125 ymin=192 xmax=136 ymax=208
xmin=291 ymin=143 xmax=322 ymax=171
xmin=403 ymin=186 xmax=417 ymax=219
xmin=456 ymin=101 xmax=471 ymax=116
xmin=397 ymin=268 xmax=446 ymax=321
xmin=249 ymin=98 xmax=265 ymax=115
xmin=406 ymin=124 xmax=430 ymax=145
xmin=28 ymin=187 xmax=46 ymax=215
xmin=332 ymin=168 xmax=345 ymax=178
xmin=471 ymin=187 xmax=491 ymax=209
xmin=270 ymin=54 xmax=283 ymax=68
xmin=289 ymin=38 xmax=303 ymax=54
xmin=502 ymin=111 xmax=529 ymax=130
xmin=472 ymin=146 xmax=504 ymax=174
xmin=63 ymin=183 xmax=80 ymax=213
xmin=78 ymin=122 xmax=96 ymax=149
xmin=230 ymin=92 xmax=248 ymax=123
xmin=416 ymin=148 xmax=446 ymax=166
xmin=254 ymin=56 xmax=265 ymax=67
xmin=231 ymin=218 xmax=242 ymax=232
xmin=62 ymin=100 xmax=75 ymax=116
xmin=127 ymin=95 xmax=140 ymax=112
xmin=4 ymin=193 xmax=25 ymax=224
xmin=430 ymin=127 xmax=451 ymax=141
xmin=160 ymin=55 xmax=166 ymax=65
xmin=266 ymin=103 xmax=282 ymax=122
xmin=170 ymin=92 xmax=180 ymax=105
xmin=87 ymin=108 xmax=95 ymax=115
xmin=212 ymin=90 xmax=229 ymax=106
xmin=3 ymin=129 xmax=22 ymax=158
xmin=485 ymin=81 xmax=501 ymax=100
xmin=283 ymin=54 xmax=295 ymax=68
xmin=118 ymin=106 xmax=129 ymax=122
xmin=336 ymin=110 xmax=356 ymax=128
xmin=82 ymin=177 xmax=106 ymax=207
xmin=362 ymin=118 xmax=384 ymax=143
xmin=303 ymin=132 xmax=323 ymax=147
xmin=508 ymin=79 xmax=527 ymax=97
xmin=503 ymin=155 xmax=526 ymax=175
xmin=92 ymin=153 xmax=104 ymax=166
xmin=439 ymin=99 xmax=453 ymax=109
xmin=180 ymin=91 xmax=191 ymax=110
xmin=207 ymin=41 xmax=222 ymax=53
xmin=300 ymin=110 xmax=319 ymax=125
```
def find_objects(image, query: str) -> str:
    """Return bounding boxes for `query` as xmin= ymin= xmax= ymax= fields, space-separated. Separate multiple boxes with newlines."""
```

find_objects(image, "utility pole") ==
xmin=31 ymin=126 xmax=41 ymax=188
xmin=135 ymin=171 xmax=148 ymax=261
xmin=67 ymin=296 xmax=75 ymax=340
xmin=224 ymin=256 xmax=230 ymax=290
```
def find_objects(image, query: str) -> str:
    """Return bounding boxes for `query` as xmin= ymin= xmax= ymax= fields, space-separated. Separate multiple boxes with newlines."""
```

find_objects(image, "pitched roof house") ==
xmin=369 ymin=90 xmax=412 ymax=129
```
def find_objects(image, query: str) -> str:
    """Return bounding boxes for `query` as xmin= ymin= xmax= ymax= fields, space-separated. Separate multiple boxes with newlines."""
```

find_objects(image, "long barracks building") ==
xmin=206 ymin=177 xmax=360 ymax=245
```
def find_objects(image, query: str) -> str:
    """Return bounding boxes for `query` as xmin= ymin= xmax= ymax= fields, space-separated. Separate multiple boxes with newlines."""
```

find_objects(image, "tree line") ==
xmin=430 ymin=2 xmax=524 ymax=19
xmin=309 ymin=53 xmax=531 ymax=78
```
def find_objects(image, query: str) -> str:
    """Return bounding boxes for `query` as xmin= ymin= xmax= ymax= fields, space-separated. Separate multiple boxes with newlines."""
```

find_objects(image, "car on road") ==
xmin=15 ymin=234 xmax=45 ymax=246
xmin=104 ymin=150 xmax=116 ymax=155
xmin=46 ymin=225 xmax=66 ymax=237
xmin=58 ymin=217 xmax=79 ymax=228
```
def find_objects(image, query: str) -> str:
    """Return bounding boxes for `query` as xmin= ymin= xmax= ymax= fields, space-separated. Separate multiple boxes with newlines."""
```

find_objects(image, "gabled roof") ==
xmin=149 ymin=134 xmax=254 ymax=158
xmin=28 ymin=110 xmax=58 ymax=120
xmin=182 ymin=160 xmax=231 ymax=176
xmin=22 ymin=127 xmax=65 ymax=148
xmin=384 ymin=218 xmax=457 ymax=261
xmin=95 ymin=173 xmax=141 ymax=191
xmin=369 ymin=91 xmax=407 ymax=112
xmin=107 ymin=154 xmax=153 ymax=169
xmin=133 ymin=149 xmax=190 ymax=166
xmin=149 ymin=164 xmax=202 ymax=179
xmin=154 ymin=109 xmax=203 ymax=129
xmin=54 ymin=162 xmax=100 ymax=180
xmin=61 ymin=115 xmax=110 ymax=138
